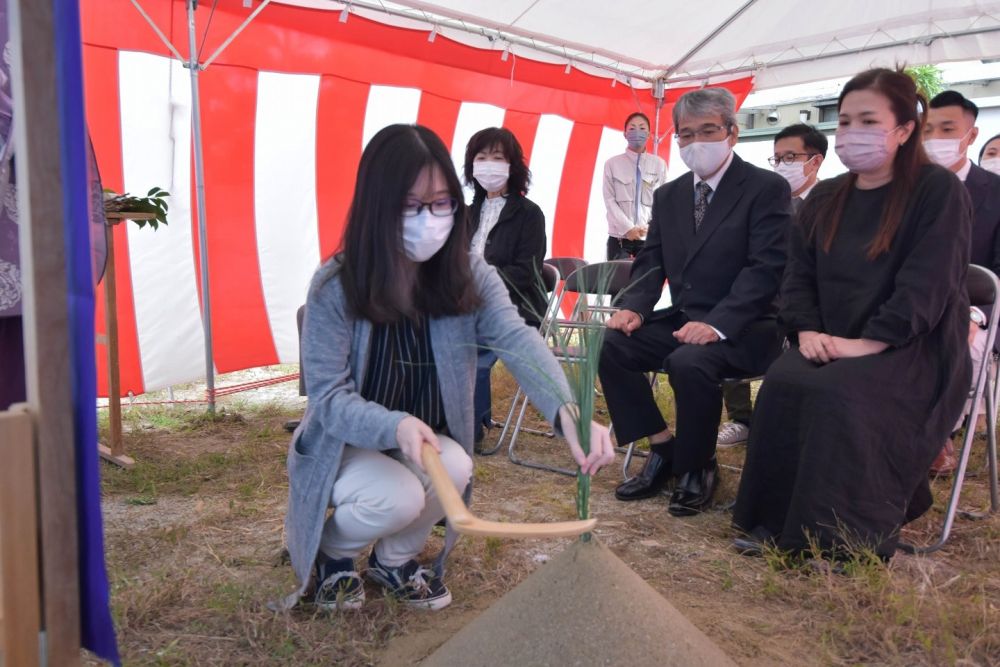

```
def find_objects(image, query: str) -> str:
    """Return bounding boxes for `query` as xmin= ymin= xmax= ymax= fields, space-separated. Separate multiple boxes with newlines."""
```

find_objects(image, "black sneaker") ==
xmin=365 ymin=551 xmax=452 ymax=610
xmin=313 ymin=555 xmax=365 ymax=611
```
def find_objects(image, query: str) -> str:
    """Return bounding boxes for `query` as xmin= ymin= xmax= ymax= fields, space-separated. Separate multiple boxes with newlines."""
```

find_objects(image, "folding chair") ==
xmin=505 ymin=260 xmax=634 ymax=476
xmin=899 ymin=264 xmax=1000 ymax=554
xmin=480 ymin=262 xmax=562 ymax=456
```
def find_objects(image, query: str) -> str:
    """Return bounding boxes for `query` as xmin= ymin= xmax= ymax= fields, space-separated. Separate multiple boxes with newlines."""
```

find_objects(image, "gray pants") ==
xmin=320 ymin=436 xmax=472 ymax=567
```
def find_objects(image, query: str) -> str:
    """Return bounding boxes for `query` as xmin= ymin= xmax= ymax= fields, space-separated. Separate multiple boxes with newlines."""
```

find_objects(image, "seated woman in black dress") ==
xmin=733 ymin=68 xmax=973 ymax=561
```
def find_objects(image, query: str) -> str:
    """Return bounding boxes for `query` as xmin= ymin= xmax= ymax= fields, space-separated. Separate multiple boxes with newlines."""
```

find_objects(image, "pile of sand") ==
xmin=422 ymin=539 xmax=736 ymax=667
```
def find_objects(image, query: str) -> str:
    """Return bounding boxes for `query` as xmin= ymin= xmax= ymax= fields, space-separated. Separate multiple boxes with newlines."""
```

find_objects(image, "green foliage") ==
xmin=104 ymin=186 xmax=171 ymax=230
xmin=905 ymin=65 xmax=944 ymax=101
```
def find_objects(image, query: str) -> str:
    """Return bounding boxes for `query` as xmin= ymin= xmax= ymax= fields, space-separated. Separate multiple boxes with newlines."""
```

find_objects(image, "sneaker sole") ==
xmin=315 ymin=593 xmax=365 ymax=612
xmin=366 ymin=569 xmax=452 ymax=611
xmin=716 ymin=439 xmax=747 ymax=448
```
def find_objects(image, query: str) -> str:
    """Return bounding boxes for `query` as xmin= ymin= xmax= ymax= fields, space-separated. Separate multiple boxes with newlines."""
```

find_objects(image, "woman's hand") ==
xmin=395 ymin=415 xmax=439 ymax=471
xmin=799 ymin=331 xmax=888 ymax=364
xmin=559 ymin=404 xmax=616 ymax=475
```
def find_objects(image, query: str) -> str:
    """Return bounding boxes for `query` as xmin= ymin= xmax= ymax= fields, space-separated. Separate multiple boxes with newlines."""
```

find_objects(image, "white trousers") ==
xmin=319 ymin=436 xmax=473 ymax=567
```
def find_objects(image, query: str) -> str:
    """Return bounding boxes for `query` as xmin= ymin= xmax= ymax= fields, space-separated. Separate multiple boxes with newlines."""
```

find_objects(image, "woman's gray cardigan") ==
xmin=280 ymin=254 xmax=571 ymax=607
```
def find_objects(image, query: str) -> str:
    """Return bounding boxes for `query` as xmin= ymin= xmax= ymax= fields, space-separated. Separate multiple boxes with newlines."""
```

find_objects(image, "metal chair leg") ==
xmin=508 ymin=395 xmax=575 ymax=476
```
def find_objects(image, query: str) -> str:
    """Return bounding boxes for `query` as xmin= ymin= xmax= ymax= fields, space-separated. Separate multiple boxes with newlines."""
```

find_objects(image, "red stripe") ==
xmin=197 ymin=64 xmax=279 ymax=373
xmin=501 ymin=110 xmax=540 ymax=163
xmin=83 ymin=45 xmax=146 ymax=397
xmin=315 ymin=76 xmax=370 ymax=260
xmin=416 ymin=93 xmax=461 ymax=151
xmin=552 ymin=123 xmax=604 ymax=259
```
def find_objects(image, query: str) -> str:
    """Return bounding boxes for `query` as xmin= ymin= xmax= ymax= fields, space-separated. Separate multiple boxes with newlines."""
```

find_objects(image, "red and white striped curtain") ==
xmin=81 ymin=0 xmax=753 ymax=397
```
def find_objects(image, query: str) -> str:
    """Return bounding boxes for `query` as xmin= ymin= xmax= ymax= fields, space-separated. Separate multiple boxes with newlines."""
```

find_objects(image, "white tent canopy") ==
xmin=279 ymin=0 xmax=1000 ymax=89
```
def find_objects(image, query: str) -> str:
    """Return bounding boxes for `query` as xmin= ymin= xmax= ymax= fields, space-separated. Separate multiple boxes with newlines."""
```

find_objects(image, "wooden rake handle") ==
xmin=422 ymin=442 xmax=597 ymax=539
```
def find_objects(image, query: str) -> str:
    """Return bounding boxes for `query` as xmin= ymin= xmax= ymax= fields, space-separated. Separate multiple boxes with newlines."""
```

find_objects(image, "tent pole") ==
xmin=660 ymin=0 xmax=758 ymax=80
xmin=652 ymin=78 xmax=665 ymax=157
xmin=186 ymin=0 xmax=216 ymax=413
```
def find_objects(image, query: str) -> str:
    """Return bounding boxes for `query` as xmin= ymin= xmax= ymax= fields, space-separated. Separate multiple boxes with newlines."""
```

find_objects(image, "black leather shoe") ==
xmin=668 ymin=458 xmax=719 ymax=516
xmin=733 ymin=525 xmax=777 ymax=557
xmin=615 ymin=442 xmax=674 ymax=501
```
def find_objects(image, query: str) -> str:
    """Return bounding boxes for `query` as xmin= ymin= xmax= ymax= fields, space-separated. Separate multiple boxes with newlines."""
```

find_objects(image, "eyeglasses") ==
xmin=767 ymin=153 xmax=817 ymax=167
xmin=402 ymin=197 xmax=459 ymax=217
xmin=674 ymin=124 xmax=731 ymax=142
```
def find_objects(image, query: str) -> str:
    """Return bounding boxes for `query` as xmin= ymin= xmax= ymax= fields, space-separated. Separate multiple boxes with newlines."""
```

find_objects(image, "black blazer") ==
xmin=470 ymin=193 xmax=547 ymax=326
xmin=966 ymin=163 xmax=1000 ymax=276
xmin=619 ymin=153 xmax=792 ymax=340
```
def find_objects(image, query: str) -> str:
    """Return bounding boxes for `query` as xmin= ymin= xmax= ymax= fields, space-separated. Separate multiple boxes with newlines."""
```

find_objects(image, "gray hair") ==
xmin=672 ymin=88 xmax=737 ymax=129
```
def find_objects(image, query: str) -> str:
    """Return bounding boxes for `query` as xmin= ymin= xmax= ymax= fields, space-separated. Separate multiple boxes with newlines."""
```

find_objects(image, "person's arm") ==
xmin=701 ymin=174 xmax=791 ymax=339
xmin=616 ymin=188 xmax=667 ymax=318
xmin=779 ymin=198 xmax=825 ymax=337
xmin=300 ymin=267 xmax=409 ymax=451
xmin=603 ymin=157 xmax=638 ymax=238
xmin=860 ymin=169 xmax=973 ymax=346
xmin=492 ymin=203 xmax=546 ymax=319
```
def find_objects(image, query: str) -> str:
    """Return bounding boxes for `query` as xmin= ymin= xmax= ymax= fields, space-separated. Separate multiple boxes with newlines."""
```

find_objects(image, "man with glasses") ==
xmin=717 ymin=124 xmax=828 ymax=448
xmin=602 ymin=112 xmax=668 ymax=259
xmin=600 ymin=87 xmax=791 ymax=516
xmin=924 ymin=91 xmax=1000 ymax=475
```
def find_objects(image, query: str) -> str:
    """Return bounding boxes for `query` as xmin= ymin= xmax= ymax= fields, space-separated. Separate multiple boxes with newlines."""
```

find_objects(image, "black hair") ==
xmin=979 ymin=133 xmax=1000 ymax=163
xmin=929 ymin=90 xmax=979 ymax=120
xmin=623 ymin=112 xmax=650 ymax=130
xmin=339 ymin=124 xmax=480 ymax=323
xmin=463 ymin=127 xmax=531 ymax=199
xmin=774 ymin=123 xmax=829 ymax=158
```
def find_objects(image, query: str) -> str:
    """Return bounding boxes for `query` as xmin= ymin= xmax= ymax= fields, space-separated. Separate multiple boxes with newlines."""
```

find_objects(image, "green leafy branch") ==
xmin=104 ymin=186 xmax=171 ymax=230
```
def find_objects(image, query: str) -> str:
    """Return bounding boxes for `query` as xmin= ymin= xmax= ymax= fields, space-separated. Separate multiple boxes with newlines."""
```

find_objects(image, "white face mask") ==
xmin=472 ymin=161 xmax=510 ymax=193
xmin=982 ymin=157 xmax=1000 ymax=176
xmin=679 ymin=138 xmax=732 ymax=179
xmin=774 ymin=157 xmax=815 ymax=193
xmin=924 ymin=130 xmax=971 ymax=169
xmin=402 ymin=210 xmax=454 ymax=262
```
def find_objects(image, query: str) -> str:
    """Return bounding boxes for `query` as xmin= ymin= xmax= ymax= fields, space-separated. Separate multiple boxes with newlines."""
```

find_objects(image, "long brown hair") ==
xmin=339 ymin=124 xmax=480 ymax=323
xmin=805 ymin=68 xmax=929 ymax=258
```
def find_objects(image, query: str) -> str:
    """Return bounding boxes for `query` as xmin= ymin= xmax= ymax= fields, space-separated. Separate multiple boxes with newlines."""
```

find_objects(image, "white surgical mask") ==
xmin=473 ymin=161 xmax=510 ymax=193
xmin=982 ymin=157 xmax=1000 ymax=176
xmin=774 ymin=158 xmax=814 ymax=193
xmin=679 ymin=138 xmax=731 ymax=179
xmin=402 ymin=210 xmax=454 ymax=262
xmin=924 ymin=130 xmax=971 ymax=169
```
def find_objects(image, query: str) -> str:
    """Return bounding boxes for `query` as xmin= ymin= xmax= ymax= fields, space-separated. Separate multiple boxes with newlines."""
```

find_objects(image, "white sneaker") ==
xmin=717 ymin=421 xmax=749 ymax=448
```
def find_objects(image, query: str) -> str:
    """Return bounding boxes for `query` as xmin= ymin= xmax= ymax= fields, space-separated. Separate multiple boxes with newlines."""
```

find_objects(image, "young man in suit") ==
xmin=925 ymin=91 xmax=1000 ymax=474
xmin=717 ymin=123 xmax=828 ymax=448
xmin=600 ymin=87 xmax=791 ymax=516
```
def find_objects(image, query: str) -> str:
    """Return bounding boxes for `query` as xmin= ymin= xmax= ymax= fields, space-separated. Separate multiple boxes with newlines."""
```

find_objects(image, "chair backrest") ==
xmin=968 ymin=264 xmax=998 ymax=309
xmin=544 ymin=257 xmax=587 ymax=280
xmin=541 ymin=262 xmax=559 ymax=293
xmin=563 ymin=260 xmax=633 ymax=297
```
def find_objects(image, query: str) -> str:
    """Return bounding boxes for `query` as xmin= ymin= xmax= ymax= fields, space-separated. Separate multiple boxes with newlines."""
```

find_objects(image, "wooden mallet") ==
xmin=421 ymin=442 xmax=597 ymax=538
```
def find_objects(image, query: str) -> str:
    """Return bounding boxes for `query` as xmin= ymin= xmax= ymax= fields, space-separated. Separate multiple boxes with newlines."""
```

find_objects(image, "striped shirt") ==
xmin=360 ymin=315 xmax=446 ymax=432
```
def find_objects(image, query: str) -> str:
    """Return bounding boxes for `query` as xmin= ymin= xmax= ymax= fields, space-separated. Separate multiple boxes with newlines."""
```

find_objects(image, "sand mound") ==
xmin=422 ymin=539 xmax=736 ymax=667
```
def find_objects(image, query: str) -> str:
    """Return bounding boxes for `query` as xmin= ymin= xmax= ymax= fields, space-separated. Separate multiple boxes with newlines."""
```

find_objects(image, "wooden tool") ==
xmin=422 ymin=443 xmax=596 ymax=538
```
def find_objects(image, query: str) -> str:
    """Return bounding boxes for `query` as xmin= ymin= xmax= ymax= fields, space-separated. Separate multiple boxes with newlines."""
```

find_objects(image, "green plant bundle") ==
xmin=104 ymin=186 xmax=171 ymax=230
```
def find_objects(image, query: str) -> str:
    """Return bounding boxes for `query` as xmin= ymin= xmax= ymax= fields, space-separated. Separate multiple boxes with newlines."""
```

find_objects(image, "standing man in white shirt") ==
xmin=602 ymin=112 xmax=667 ymax=260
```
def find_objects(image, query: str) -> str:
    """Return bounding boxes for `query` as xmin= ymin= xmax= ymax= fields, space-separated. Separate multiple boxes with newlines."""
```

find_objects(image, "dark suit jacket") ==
xmin=966 ymin=163 xmax=1000 ymax=276
xmin=619 ymin=153 xmax=792 ymax=340
xmin=469 ymin=193 xmax=547 ymax=326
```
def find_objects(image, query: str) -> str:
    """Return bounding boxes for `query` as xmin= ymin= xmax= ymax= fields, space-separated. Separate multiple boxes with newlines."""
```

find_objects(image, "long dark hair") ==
xmin=463 ymin=127 xmax=531 ymax=201
xmin=339 ymin=124 xmax=480 ymax=323
xmin=805 ymin=68 xmax=929 ymax=259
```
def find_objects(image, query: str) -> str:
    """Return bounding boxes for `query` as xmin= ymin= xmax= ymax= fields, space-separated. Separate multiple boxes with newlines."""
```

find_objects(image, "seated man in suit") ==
xmin=924 ymin=90 xmax=1000 ymax=474
xmin=600 ymin=87 xmax=791 ymax=516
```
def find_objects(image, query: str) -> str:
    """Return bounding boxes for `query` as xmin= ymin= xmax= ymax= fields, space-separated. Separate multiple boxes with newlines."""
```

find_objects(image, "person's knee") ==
xmin=599 ymin=330 xmax=631 ymax=371
xmin=667 ymin=345 xmax=718 ymax=384
xmin=438 ymin=438 xmax=473 ymax=493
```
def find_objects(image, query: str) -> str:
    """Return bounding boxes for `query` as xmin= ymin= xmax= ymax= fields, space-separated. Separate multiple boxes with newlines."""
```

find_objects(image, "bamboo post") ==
xmin=96 ymin=212 xmax=148 ymax=469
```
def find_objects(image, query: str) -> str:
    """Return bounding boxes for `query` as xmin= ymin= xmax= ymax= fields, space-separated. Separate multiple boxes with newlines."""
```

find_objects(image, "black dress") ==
xmin=733 ymin=165 xmax=973 ymax=559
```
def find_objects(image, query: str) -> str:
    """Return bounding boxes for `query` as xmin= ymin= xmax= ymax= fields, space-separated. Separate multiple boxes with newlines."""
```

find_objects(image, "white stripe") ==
xmin=525 ymin=114 xmax=573 ymax=258
xmin=584 ymin=126 xmax=628 ymax=264
xmin=450 ymin=101 xmax=506 ymax=202
xmin=254 ymin=71 xmax=323 ymax=364
xmin=118 ymin=51 xmax=205 ymax=391
xmin=362 ymin=85 xmax=422 ymax=149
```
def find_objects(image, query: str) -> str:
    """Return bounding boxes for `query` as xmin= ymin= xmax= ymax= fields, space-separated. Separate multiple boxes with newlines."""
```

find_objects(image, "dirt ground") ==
xmin=93 ymin=366 xmax=1000 ymax=666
